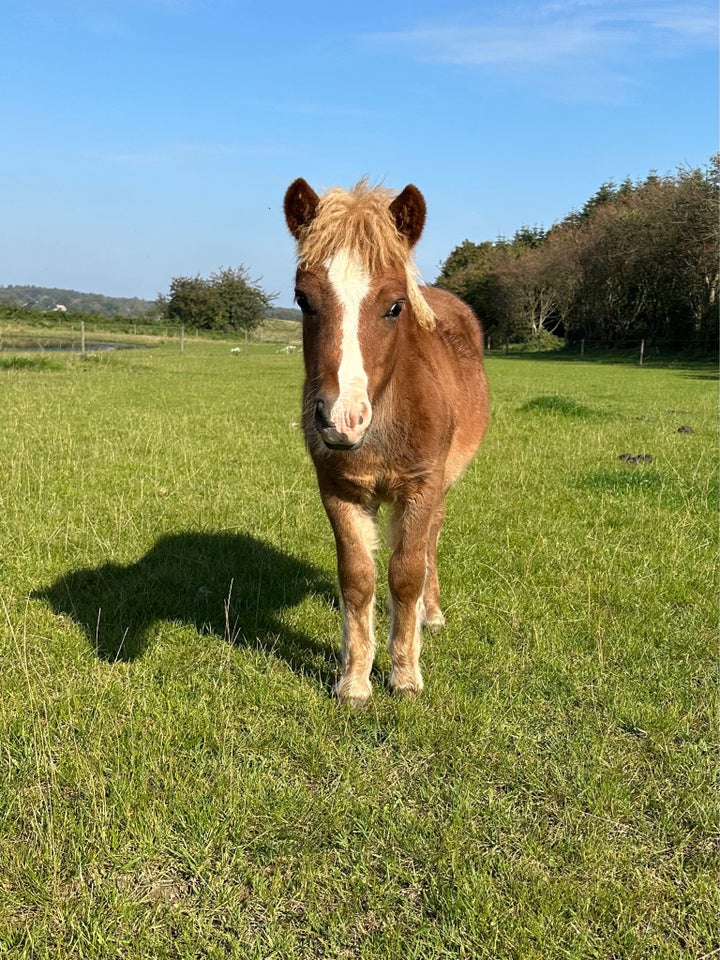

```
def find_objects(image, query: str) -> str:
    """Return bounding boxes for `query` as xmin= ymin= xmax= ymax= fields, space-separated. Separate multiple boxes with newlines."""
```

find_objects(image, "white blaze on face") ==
xmin=325 ymin=249 xmax=372 ymax=440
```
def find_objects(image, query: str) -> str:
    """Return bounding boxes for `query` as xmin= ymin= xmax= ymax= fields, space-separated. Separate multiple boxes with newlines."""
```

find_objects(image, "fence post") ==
xmin=180 ymin=324 xmax=185 ymax=354
xmin=81 ymin=320 xmax=86 ymax=356
xmin=639 ymin=339 xmax=645 ymax=366
xmin=581 ymin=339 xmax=585 ymax=357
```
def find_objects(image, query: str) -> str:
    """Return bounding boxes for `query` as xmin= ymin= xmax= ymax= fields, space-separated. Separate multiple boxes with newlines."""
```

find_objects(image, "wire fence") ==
xmin=0 ymin=318 xmax=303 ymax=355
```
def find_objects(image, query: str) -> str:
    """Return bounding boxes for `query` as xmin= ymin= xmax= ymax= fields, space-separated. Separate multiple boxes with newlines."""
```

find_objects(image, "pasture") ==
xmin=0 ymin=341 xmax=716 ymax=958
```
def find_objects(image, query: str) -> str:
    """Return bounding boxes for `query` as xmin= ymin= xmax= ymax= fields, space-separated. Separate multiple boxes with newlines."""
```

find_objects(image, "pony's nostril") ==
xmin=358 ymin=402 xmax=371 ymax=428
xmin=314 ymin=400 xmax=332 ymax=430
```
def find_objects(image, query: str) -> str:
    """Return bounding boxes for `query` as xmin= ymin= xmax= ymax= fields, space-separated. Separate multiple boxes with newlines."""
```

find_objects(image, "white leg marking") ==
xmin=387 ymin=594 xmax=425 ymax=696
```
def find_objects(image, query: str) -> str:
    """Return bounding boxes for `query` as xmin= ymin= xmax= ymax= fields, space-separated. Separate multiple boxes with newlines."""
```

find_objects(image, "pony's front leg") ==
xmin=322 ymin=495 xmax=377 ymax=707
xmin=388 ymin=495 xmax=438 ymax=696
xmin=423 ymin=499 xmax=446 ymax=631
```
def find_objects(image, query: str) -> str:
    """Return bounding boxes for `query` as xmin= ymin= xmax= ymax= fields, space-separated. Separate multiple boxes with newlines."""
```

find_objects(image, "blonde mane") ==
xmin=295 ymin=180 xmax=436 ymax=330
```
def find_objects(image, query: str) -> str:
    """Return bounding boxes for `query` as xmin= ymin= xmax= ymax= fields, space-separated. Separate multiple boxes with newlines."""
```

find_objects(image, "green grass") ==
xmin=0 ymin=341 xmax=716 ymax=958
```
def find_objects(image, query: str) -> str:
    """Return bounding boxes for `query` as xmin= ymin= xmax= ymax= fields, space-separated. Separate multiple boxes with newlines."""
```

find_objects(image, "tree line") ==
xmin=436 ymin=158 xmax=719 ymax=349
xmin=0 ymin=285 xmax=155 ymax=318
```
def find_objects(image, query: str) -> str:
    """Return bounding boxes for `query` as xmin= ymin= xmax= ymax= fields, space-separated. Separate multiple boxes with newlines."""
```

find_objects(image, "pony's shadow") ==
xmin=34 ymin=532 xmax=339 ymax=686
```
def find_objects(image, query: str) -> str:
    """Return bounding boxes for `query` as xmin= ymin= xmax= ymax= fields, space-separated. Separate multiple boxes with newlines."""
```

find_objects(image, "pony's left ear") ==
xmin=284 ymin=178 xmax=320 ymax=239
xmin=389 ymin=185 xmax=426 ymax=248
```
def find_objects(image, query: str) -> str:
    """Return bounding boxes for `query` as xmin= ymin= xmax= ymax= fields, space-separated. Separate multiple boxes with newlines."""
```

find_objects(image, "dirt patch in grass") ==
xmin=618 ymin=453 xmax=654 ymax=465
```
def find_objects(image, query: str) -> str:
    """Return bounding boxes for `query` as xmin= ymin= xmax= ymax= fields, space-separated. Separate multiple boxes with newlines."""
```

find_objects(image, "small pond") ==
xmin=1 ymin=338 xmax=148 ymax=353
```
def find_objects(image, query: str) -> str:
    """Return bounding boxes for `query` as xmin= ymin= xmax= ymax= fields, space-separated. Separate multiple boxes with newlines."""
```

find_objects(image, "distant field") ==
xmin=0 ymin=341 xmax=716 ymax=958
xmin=0 ymin=315 xmax=301 ymax=348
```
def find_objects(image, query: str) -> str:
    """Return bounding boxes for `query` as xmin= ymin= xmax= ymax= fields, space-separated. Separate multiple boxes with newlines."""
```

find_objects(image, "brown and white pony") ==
xmin=284 ymin=178 xmax=489 ymax=706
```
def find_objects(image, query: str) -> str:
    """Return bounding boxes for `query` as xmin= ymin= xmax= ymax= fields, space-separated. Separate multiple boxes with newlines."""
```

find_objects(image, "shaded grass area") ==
xmin=520 ymin=394 xmax=598 ymax=418
xmin=584 ymin=466 xmax=662 ymax=494
xmin=34 ymin=530 xmax=337 ymax=680
xmin=0 ymin=343 xmax=717 ymax=958
xmin=488 ymin=345 xmax=719 ymax=371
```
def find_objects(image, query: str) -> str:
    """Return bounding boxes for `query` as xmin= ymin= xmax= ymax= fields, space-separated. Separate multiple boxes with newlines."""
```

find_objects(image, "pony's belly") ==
xmin=443 ymin=370 xmax=489 ymax=486
xmin=444 ymin=438 xmax=481 ymax=488
xmin=444 ymin=416 xmax=486 ymax=486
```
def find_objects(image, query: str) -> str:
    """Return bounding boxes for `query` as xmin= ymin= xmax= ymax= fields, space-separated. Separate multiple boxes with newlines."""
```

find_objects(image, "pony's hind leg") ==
xmin=422 ymin=499 xmax=446 ymax=631
xmin=322 ymin=495 xmax=377 ymax=707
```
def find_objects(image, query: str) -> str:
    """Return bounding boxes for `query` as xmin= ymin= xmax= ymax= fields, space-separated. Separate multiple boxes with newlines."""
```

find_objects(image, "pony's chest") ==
xmin=315 ymin=448 xmax=433 ymax=505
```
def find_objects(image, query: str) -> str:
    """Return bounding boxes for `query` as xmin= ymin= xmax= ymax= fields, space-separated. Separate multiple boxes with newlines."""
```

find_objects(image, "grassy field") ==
xmin=0 ymin=340 xmax=716 ymax=958
xmin=0 ymin=315 xmax=301 ymax=350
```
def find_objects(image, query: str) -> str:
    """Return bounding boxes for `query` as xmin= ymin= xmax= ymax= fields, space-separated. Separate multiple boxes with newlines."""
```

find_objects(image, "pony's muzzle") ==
xmin=314 ymin=397 xmax=370 ymax=450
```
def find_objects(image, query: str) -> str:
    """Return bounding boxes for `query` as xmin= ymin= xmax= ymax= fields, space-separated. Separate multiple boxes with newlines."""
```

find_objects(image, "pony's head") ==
xmin=284 ymin=178 xmax=435 ymax=451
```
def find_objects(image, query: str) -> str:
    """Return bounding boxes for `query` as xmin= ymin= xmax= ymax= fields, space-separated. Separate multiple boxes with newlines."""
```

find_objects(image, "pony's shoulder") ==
xmin=420 ymin=285 xmax=484 ymax=351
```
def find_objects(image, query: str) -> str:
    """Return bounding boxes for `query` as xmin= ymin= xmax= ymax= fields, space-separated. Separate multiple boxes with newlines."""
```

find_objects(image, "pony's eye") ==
xmin=385 ymin=300 xmax=405 ymax=320
xmin=295 ymin=292 xmax=313 ymax=314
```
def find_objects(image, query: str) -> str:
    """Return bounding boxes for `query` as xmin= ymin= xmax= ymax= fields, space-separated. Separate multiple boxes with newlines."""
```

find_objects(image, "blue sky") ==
xmin=1 ymin=0 xmax=716 ymax=307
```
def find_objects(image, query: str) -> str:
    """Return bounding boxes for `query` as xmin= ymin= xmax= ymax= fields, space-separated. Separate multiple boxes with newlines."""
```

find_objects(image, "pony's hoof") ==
xmin=423 ymin=610 xmax=446 ymax=632
xmin=389 ymin=669 xmax=424 ymax=699
xmin=344 ymin=695 xmax=371 ymax=709
xmin=335 ymin=678 xmax=372 ymax=708
xmin=391 ymin=685 xmax=421 ymax=700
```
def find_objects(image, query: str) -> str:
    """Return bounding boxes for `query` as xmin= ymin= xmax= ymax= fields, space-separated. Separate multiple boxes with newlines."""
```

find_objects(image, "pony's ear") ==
xmin=284 ymin=178 xmax=320 ymax=239
xmin=389 ymin=184 xmax=426 ymax=247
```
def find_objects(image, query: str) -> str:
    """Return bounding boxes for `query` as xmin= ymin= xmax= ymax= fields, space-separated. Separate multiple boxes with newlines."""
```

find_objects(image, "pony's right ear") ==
xmin=284 ymin=179 xmax=320 ymax=239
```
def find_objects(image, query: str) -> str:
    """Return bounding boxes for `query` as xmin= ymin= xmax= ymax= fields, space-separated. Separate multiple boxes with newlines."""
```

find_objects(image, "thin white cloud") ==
xmin=540 ymin=0 xmax=715 ymax=38
xmin=377 ymin=23 xmax=605 ymax=67
xmin=365 ymin=0 xmax=717 ymax=97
